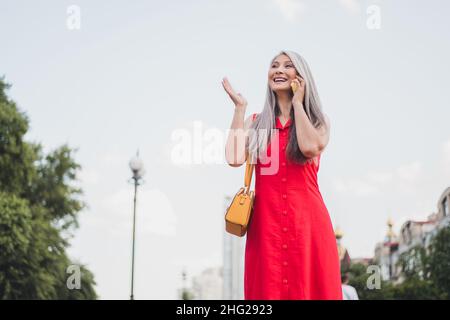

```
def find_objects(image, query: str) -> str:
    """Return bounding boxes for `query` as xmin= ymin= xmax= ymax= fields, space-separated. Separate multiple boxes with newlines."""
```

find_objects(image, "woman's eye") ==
xmin=286 ymin=65 xmax=293 ymax=68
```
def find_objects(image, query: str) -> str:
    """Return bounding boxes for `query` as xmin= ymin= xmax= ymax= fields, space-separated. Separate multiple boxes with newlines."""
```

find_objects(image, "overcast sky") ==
xmin=1 ymin=0 xmax=450 ymax=299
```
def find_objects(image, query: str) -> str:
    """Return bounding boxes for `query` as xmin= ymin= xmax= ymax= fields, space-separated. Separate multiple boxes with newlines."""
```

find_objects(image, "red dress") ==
xmin=244 ymin=113 xmax=342 ymax=300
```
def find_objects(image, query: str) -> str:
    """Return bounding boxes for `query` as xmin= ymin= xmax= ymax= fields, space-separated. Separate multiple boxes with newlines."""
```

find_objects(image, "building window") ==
xmin=442 ymin=196 xmax=449 ymax=217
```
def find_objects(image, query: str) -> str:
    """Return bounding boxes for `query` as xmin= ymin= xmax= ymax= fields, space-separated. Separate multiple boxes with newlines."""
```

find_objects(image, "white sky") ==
xmin=1 ymin=0 xmax=450 ymax=299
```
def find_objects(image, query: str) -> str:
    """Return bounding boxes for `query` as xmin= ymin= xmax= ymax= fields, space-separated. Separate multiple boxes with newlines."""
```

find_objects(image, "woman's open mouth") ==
xmin=273 ymin=77 xmax=288 ymax=83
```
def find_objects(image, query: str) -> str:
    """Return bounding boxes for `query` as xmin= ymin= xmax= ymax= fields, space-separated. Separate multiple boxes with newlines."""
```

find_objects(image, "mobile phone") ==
xmin=291 ymin=81 xmax=299 ymax=93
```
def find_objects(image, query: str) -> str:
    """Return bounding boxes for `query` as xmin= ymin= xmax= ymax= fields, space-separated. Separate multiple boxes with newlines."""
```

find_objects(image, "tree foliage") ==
xmin=347 ymin=224 xmax=450 ymax=300
xmin=0 ymin=78 xmax=96 ymax=299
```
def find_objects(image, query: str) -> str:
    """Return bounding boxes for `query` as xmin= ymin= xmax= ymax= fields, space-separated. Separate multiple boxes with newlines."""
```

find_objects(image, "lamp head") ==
xmin=129 ymin=153 xmax=145 ymax=179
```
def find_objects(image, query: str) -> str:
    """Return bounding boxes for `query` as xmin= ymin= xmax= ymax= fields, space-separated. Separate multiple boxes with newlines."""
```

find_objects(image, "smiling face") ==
xmin=268 ymin=54 xmax=299 ymax=93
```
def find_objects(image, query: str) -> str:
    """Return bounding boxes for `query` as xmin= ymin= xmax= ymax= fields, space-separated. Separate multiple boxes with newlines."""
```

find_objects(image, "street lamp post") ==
xmin=129 ymin=151 xmax=145 ymax=300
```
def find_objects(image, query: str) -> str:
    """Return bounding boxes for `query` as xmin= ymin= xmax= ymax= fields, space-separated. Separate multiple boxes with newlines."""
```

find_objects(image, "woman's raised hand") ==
xmin=291 ymin=75 xmax=306 ymax=107
xmin=222 ymin=77 xmax=248 ymax=110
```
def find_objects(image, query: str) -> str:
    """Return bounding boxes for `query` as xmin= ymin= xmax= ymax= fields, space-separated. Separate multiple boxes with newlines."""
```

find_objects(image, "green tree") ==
xmin=427 ymin=225 xmax=450 ymax=299
xmin=348 ymin=225 xmax=450 ymax=300
xmin=0 ymin=78 xmax=97 ymax=299
xmin=393 ymin=245 xmax=440 ymax=299
xmin=346 ymin=262 xmax=396 ymax=300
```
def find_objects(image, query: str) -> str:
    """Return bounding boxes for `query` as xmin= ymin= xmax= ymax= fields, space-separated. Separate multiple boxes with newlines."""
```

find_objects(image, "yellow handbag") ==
xmin=225 ymin=153 xmax=255 ymax=237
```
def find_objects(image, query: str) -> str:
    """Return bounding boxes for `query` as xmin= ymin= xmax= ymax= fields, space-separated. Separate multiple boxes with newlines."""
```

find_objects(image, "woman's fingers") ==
xmin=222 ymin=77 xmax=240 ymax=101
xmin=300 ymin=79 xmax=306 ymax=88
xmin=222 ymin=77 xmax=229 ymax=91
xmin=222 ymin=77 xmax=236 ymax=95
xmin=222 ymin=77 xmax=229 ymax=92
xmin=296 ymin=76 xmax=306 ymax=88
xmin=222 ymin=77 xmax=247 ymax=107
xmin=292 ymin=79 xmax=301 ymax=91
xmin=223 ymin=77 xmax=234 ymax=92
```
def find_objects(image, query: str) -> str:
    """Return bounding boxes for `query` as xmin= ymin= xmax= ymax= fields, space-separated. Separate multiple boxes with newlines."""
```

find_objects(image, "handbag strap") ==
xmin=244 ymin=152 xmax=254 ymax=193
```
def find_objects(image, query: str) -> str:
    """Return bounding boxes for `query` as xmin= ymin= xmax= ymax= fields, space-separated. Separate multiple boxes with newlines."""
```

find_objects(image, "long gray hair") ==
xmin=247 ymin=50 xmax=327 ymax=165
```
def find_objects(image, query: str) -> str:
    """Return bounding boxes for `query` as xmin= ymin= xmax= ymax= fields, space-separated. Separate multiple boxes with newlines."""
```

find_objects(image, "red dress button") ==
xmin=282 ymin=194 xmax=287 ymax=199
xmin=282 ymin=210 xmax=287 ymax=215
xmin=282 ymin=244 xmax=288 ymax=249
xmin=283 ymin=261 xmax=288 ymax=267
xmin=283 ymin=279 xmax=288 ymax=284
xmin=281 ymin=177 xmax=287 ymax=182
xmin=283 ymin=227 xmax=288 ymax=232
xmin=281 ymin=162 xmax=286 ymax=167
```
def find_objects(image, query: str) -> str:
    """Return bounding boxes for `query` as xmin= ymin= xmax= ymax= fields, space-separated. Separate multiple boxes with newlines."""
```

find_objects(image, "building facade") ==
xmin=222 ymin=196 xmax=245 ymax=300
xmin=373 ymin=186 xmax=450 ymax=281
